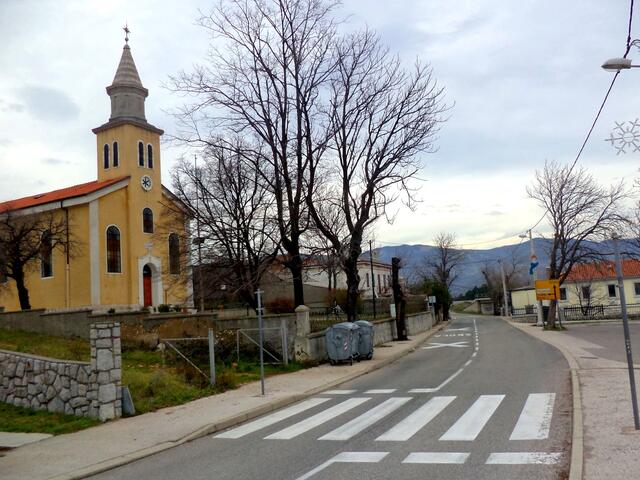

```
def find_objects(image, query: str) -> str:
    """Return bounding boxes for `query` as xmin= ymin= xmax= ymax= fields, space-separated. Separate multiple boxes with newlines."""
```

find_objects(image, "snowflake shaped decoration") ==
xmin=606 ymin=119 xmax=640 ymax=154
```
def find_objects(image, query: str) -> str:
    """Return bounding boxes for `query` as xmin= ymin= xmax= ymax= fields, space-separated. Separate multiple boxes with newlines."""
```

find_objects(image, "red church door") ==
xmin=143 ymin=265 xmax=152 ymax=306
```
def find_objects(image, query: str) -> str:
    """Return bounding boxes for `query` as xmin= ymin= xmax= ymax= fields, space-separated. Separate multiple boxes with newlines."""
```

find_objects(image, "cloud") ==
xmin=0 ymin=99 xmax=25 ymax=113
xmin=485 ymin=210 xmax=505 ymax=217
xmin=18 ymin=85 xmax=79 ymax=122
xmin=41 ymin=157 xmax=71 ymax=166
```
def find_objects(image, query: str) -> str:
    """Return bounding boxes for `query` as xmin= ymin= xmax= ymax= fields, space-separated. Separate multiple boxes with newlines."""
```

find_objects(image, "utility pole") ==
xmin=392 ymin=257 xmax=407 ymax=340
xmin=613 ymin=235 xmax=640 ymax=430
xmin=500 ymin=259 xmax=510 ymax=317
xmin=369 ymin=240 xmax=376 ymax=319
xmin=523 ymin=229 xmax=544 ymax=327
xmin=194 ymin=154 xmax=205 ymax=312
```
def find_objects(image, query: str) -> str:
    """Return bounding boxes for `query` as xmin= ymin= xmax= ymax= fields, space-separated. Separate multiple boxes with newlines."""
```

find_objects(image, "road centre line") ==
xmin=440 ymin=395 xmax=505 ymax=441
xmin=319 ymin=397 xmax=412 ymax=441
xmin=486 ymin=452 xmax=562 ymax=465
xmin=265 ymin=397 xmax=370 ymax=440
xmin=376 ymin=396 xmax=456 ymax=441
xmin=410 ymin=319 xmax=479 ymax=393
xmin=213 ymin=397 xmax=331 ymax=439
xmin=294 ymin=452 xmax=389 ymax=480
xmin=402 ymin=452 xmax=470 ymax=464
xmin=510 ymin=393 xmax=556 ymax=440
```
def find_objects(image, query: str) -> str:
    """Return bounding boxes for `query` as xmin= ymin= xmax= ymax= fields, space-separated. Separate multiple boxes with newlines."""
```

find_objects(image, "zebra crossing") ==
xmin=214 ymin=392 xmax=559 ymax=449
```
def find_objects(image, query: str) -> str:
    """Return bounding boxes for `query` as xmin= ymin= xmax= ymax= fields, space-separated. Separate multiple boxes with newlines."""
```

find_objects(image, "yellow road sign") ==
xmin=535 ymin=279 xmax=560 ymax=301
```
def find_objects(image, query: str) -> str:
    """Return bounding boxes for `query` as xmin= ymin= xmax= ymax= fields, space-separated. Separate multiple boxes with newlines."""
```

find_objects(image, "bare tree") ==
xmin=426 ymin=232 xmax=466 ymax=289
xmin=170 ymin=144 xmax=281 ymax=310
xmin=0 ymin=211 xmax=73 ymax=310
xmin=170 ymin=0 xmax=339 ymax=307
xmin=307 ymin=30 xmax=447 ymax=320
xmin=481 ymin=255 xmax=527 ymax=313
xmin=527 ymin=160 xmax=627 ymax=327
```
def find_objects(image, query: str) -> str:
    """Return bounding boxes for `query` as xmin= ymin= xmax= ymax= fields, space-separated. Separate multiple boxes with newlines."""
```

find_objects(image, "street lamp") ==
xmin=520 ymin=230 xmax=544 ymax=327
xmin=601 ymin=57 xmax=635 ymax=71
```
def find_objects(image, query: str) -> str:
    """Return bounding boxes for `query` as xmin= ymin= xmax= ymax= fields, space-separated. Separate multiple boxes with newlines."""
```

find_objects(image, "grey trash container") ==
xmin=354 ymin=320 xmax=374 ymax=360
xmin=325 ymin=322 xmax=360 ymax=365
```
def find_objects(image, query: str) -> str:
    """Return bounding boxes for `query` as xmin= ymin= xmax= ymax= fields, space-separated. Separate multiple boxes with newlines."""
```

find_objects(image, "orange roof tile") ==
xmin=565 ymin=259 xmax=640 ymax=282
xmin=0 ymin=177 xmax=129 ymax=214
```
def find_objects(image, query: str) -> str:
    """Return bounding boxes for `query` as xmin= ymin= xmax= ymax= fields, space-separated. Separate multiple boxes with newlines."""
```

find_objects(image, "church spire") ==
xmin=105 ymin=26 xmax=148 ymax=122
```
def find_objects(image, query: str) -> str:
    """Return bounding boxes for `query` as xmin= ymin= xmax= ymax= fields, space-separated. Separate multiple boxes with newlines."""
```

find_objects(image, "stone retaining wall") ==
xmin=0 ymin=323 xmax=122 ymax=421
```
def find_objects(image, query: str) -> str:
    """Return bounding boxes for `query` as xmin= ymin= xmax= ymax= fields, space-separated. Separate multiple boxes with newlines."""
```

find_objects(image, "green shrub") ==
xmin=157 ymin=304 xmax=171 ymax=313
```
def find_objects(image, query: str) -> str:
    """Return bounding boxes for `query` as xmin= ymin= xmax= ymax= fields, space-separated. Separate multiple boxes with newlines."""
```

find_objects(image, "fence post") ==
xmin=294 ymin=305 xmax=311 ymax=362
xmin=208 ymin=328 xmax=216 ymax=386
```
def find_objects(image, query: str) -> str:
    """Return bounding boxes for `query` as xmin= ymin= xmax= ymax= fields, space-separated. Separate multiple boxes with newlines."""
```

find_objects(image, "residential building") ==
xmin=0 ymin=37 xmax=191 ymax=312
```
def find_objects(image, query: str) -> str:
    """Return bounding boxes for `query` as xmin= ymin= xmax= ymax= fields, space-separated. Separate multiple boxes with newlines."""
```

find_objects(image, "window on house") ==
xmin=581 ymin=285 xmax=591 ymax=300
xmin=142 ymin=208 xmax=153 ymax=233
xmin=635 ymin=283 xmax=640 ymax=296
xmin=103 ymin=144 xmax=110 ymax=169
xmin=377 ymin=274 xmax=381 ymax=292
xmin=113 ymin=141 xmax=119 ymax=167
xmin=138 ymin=141 xmax=144 ymax=167
xmin=608 ymin=284 xmax=617 ymax=298
xmin=106 ymin=226 xmax=121 ymax=273
xmin=365 ymin=272 xmax=369 ymax=287
xmin=0 ymin=246 xmax=6 ymax=283
xmin=40 ymin=231 xmax=53 ymax=278
xmin=169 ymin=233 xmax=180 ymax=274
xmin=147 ymin=144 xmax=153 ymax=168
xmin=560 ymin=287 xmax=567 ymax=301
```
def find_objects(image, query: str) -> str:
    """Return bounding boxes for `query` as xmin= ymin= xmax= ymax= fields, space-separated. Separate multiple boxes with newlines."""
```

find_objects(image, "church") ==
xmin=0 ymin=34 xmax=192 ymax=312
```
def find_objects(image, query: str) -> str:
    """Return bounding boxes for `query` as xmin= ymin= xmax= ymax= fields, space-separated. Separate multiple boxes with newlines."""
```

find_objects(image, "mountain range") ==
xmin=372 ymin=238 xmax=637 ymax=295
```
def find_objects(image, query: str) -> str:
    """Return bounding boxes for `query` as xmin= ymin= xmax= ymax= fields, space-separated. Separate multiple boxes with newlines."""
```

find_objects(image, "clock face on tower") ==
xmin=141 ymin=175 xmax=153 ymax=191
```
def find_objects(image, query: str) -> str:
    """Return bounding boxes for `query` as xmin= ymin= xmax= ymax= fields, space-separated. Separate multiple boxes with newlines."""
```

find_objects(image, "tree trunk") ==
xmin=288 ymin=253 xmax=305 ymax=308
xmin=548 ymin=300 xmax=557 ymax=329
xmin=15 ymin=273 xmax=31 ymax=310
xmin=344 ymin=256 xmax=360 ymax=322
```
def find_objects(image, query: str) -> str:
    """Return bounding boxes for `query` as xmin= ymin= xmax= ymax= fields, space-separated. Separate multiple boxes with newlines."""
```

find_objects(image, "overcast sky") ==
xmin=1 ymin=0 xmax=638 ymax=249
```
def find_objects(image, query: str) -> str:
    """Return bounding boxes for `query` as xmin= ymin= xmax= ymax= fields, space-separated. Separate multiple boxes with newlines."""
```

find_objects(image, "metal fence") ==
xmin=512 ymin=303 xmax=640 ymax=321
xmin=512 ymin=306 xmax=538 ymax=316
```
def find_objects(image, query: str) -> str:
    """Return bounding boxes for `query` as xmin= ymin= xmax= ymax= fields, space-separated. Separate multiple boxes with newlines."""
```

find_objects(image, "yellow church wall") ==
xmin=0 ymin=205 xmax=92 ymax=311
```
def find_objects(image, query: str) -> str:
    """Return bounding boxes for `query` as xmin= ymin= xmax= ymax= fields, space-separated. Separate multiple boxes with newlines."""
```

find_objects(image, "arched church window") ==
xmin=113 ymin=141 xmax=119 ymax=167
xmin=103 ymin=144 xmax=110 ymax=169
xmin=138 ymin=141 xmax=144 ymax=167
xmin=147 ymin=144 xmax=153 ymax=168
xmin=106 ymin=226 xmax=122 ymax=273
xmin=41 ymin=230 xmax=53 ymax=278
xmin=143 ymin=208 xmax=154 ymax=233
xmin=168 ymin=233 xmax=180 ymax=274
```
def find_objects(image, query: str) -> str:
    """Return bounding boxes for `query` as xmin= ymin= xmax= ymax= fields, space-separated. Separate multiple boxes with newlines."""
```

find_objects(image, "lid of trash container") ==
xmin=331 ymin=322 xmax=360 ymax=331
xmin=354 ymin=320 xmax=373 ymax=327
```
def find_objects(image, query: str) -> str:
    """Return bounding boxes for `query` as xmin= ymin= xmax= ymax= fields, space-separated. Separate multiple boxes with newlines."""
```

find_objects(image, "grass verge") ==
xmin=0 ymin=402 xmax=99 ymax=435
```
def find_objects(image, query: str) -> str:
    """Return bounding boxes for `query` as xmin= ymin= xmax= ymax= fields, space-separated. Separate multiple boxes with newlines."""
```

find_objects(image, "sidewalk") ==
xmin=509 ymin=320 xmax=640 ymax=480
xmin=0 ymin=324 xmax=443 ymax=480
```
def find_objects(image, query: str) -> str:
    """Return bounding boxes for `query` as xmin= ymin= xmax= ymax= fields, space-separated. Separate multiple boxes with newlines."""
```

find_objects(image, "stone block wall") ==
xmin=0 ymin=322 xmax=122 ymax=421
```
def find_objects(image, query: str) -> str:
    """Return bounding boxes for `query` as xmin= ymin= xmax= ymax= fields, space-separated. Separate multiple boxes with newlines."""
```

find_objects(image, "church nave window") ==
xmin=168 ymin=233 xmax=180 ymax=274
xmin=138 ymin=141 xmax=144 ymax=167
xmin=143 ymin=208 xmax=154 ymax=233
xmin=106 ymin=226 xmax=122 ymax=273
xmin=103 ymin=144 xmax=110 ymax=169
xmin=147 ymin=144 xmax=153 ymax=168
xmin=40 ymin=230 xmax=53 ymax=278
xmin=113 ymin=141 xmax=119 ymax=167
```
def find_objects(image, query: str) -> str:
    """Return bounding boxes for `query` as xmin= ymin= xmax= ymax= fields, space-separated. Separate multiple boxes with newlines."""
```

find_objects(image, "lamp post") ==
xmin=520 ymin=230 xmax=544 ymax=327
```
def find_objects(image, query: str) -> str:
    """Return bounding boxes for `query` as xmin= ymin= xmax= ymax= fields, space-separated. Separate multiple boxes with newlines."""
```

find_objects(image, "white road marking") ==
xmin=408 ymin=388 xmax=438 ymax=393
xmin=323 ymin=389 xmax=357 ymax=395
xmin=446 ymin=328 xmax=470 ymax=331
xmin=214 ymin=397 xmax=331 ymax=439
xmin=423 ymin=341 xmax=469 ymax=349
xmin=486 ymin=452 xmax=562 ymax=465
xmin=510 ymin=393 xmax=556 ymax=440
xmin=440 ymin=395 xmax=505 ymax=441
xmin=365 ymin=389 xmax=397 ymax=394
xmin=319 ymin=397 xmax=412 ymax=441
xmin=376 ymin=396 xmax=456 ymax=441
xmin=294 ymin=452 xmax=389 ymax=480
xmin=265 ymin=397 xmax=370 ymax=440
xmin=403 ymin=452 xmax=470 ymax=464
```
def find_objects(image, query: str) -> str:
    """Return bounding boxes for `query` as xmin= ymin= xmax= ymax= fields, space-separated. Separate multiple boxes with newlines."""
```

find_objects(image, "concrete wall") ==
xmin=0 ymin=322 xmax=122 ymax=421
xmin=296 ymin=310 xmax=434 ymax=362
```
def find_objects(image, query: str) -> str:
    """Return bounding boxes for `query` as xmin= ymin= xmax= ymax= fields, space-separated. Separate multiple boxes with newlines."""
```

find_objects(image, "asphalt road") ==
xmin=90 ymin=315 xmax=571 ymax=480
xmin=561 ymin=321 xmax=640 ymax=364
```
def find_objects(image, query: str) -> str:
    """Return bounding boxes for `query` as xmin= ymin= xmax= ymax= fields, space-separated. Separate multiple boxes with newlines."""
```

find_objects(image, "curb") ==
xmin=48 ymin=322 xmax=446 ymax=480
xmin=505 ymin=320 xmax=583 ymax=480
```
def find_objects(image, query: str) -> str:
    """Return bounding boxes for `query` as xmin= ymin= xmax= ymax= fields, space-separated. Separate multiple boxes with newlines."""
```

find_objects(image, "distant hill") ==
xmin=370 ymin=238 xmax=637 ymax=295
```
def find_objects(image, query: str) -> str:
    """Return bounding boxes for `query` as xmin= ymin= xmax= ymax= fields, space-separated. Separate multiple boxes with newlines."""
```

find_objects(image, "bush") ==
xmin=265 ymin=297 xmax=295 ymax=314
xmin=157 ymin=304 xmax=171 ymax=313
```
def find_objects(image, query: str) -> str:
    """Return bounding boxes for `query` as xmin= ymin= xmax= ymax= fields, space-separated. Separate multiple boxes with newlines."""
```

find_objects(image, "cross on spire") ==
xmin=123 ymin=23 xmax=130 ymax=44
